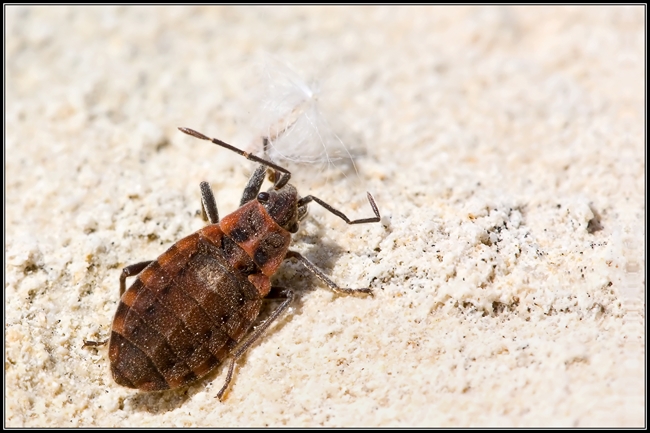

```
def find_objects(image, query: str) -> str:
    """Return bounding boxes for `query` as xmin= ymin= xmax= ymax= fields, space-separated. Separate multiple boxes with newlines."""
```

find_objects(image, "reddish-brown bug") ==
xmin=85 ymin=127 xmax=380 ymax=399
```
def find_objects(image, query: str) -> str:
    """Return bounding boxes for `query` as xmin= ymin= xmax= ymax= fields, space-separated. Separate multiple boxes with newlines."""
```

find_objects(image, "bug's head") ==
xmin=256 ymin=184 xmax=307 ymax=233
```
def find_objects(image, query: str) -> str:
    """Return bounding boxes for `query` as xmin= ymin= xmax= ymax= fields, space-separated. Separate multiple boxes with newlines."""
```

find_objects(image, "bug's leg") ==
xmin=82 ymin=339 xmax=108 ymax=348
xmin=239 ymin=165 xmax=267 ymax=206
xmin=120 ymin=261 xmax=153 ymax=297
xmin=298 ymin=192 xmax=381 ymax=225
xmin=178 ymin=127 xmax=293 ymax=189
xmin=216 ymin=288 xmax=294 ymax=400
xmin=285 ymin=251 xmax=373 ymax=296
xmin=264 ymin=285 xmax=294 ymax=300
xmin=200 ymin=181 xmax=219 ymax=224
xmin=84 ymin=260 xmax=153 ymax=348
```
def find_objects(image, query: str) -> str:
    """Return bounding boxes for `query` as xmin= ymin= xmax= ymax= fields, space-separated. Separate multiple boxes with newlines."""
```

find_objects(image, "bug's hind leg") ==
xmin=83 ymin=339 xmax=108 ymax=348
xmin=119 ymin=261 xmax=153 ymax=296
xmin=83 ymin=260 xmax=153 ymax=348
xmin=216 ymin=287 xmax=294 ymax=400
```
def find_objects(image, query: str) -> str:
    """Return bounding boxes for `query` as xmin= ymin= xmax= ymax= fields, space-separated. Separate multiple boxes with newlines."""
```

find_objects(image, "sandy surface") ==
xmin=5 ymin=6 xmax=645 ymax=427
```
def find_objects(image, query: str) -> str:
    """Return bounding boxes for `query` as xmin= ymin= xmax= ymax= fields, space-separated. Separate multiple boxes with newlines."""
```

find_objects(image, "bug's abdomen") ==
xmin=109 ymin=228 xmax=262 ymax=391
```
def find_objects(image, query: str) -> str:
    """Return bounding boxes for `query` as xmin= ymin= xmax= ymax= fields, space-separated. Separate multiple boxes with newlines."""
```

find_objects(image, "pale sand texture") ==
xmin=5 ymin=6 xmax=644 ymax=427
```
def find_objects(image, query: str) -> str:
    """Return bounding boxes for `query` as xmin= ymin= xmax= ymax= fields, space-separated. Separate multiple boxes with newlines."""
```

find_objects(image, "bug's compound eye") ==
xmin=257 ymin=192 xmax=270 ymax=203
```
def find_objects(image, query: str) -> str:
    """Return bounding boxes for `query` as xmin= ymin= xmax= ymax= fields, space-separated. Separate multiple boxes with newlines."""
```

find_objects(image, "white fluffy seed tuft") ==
xmin=245 ymin=55 xmax=361 ymax=179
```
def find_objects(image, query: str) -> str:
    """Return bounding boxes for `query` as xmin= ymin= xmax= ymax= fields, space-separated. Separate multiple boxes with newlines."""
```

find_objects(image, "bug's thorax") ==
xmin=219 ymin=186 xmax=298 ymax=277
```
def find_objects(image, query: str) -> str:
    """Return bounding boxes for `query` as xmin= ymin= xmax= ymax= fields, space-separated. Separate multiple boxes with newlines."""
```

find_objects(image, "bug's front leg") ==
xmin=200 ymin=181 xmax=219 ymax=224
xmin=297 ymin=192 xmax=380 ymax=225
xmin=285 ymin=251 xmax=372 ymax=296
xmin=239 ymin=165 xmax=267 ymax=206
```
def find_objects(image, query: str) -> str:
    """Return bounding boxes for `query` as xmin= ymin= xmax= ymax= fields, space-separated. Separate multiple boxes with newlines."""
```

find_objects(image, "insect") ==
xmin=85 ymin=127 xmax=380 ymax=399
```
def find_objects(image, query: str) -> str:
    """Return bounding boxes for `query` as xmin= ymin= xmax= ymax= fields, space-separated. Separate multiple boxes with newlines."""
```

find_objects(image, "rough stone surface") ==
xmin=6 ymin=6 xmax=644 ymax=427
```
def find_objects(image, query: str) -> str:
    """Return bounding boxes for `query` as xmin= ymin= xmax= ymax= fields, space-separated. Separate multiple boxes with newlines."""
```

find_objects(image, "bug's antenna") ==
xmin=178 ymin=127 xmax=292 ymax=189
